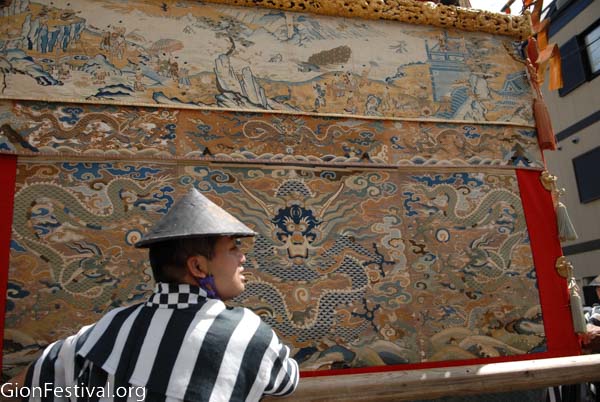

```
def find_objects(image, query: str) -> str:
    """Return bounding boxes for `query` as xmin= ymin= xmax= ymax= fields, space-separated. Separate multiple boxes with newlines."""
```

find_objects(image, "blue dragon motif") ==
xmin=62 ymin=163 xmax=162 ymax=181
xmin=58 ymin=107 xmax=84 ymax=125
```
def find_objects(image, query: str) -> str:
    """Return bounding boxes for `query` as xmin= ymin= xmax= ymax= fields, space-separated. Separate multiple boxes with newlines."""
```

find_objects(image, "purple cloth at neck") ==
xmin=198 ymin=275 xmax=220 ymax=299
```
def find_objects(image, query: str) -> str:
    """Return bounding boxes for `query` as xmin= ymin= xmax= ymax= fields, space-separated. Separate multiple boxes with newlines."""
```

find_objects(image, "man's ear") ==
xmin=186 ymin=255 xmax=209 ymax=279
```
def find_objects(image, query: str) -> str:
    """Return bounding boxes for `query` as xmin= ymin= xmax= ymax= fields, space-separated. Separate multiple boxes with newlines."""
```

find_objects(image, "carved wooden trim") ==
xmin=203 ymin=0 xmax=532 ymax=40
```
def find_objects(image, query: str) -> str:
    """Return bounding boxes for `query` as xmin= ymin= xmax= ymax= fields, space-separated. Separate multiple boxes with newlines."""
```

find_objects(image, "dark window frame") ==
xmin=547 ymin=0 xmax=593 ymax=38
xmin=581 ymin=18 xmax=600 ymax=80
xmin=572 ymin=146 xmax=600 ymax=204
xmin=558 ymin=18 xmax=600 ymax=97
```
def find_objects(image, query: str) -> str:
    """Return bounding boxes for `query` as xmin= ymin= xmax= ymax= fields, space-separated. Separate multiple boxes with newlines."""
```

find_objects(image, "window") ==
xmin=572 ymin=146 xmax=600 ymax=203
xmin=547 ymin=0 xmax=593 ymax=37
xmin=559 ymin=18 xmax=600 ymax=96
xmin=583 ymin=22 xmax=600 ymax=76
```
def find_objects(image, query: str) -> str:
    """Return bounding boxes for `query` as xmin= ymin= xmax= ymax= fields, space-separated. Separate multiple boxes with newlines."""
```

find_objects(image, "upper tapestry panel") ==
xmin=0 ymin=0 xmax=533 ymax=125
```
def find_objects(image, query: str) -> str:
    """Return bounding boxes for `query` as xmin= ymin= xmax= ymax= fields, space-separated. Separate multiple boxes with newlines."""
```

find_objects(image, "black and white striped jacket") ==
xmin=23 ymin=283 xmax=299 ymax=401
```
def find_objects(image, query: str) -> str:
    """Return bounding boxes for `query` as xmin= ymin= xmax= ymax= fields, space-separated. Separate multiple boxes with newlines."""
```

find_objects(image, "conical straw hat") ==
xmin=587 ymin=275 xmax=600 ymax=287
xmin=135 ymin=188 xmax=256 ymax=248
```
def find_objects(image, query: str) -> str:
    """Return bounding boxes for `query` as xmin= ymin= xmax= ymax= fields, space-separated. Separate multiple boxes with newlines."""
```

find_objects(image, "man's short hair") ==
xmin=149 ymin=236 xmax=219 ymax=283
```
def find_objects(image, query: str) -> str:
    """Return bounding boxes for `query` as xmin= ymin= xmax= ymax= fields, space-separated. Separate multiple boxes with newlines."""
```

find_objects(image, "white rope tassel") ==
xmin=557 ymin=202 xmax=578 ymax=242
xmin=569 ymin=276 xmax=587 ymax=334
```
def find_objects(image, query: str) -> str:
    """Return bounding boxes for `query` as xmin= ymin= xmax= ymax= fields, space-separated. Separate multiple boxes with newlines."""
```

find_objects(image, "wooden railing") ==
xmin=266 ymin=355 xmax=600 ymax=401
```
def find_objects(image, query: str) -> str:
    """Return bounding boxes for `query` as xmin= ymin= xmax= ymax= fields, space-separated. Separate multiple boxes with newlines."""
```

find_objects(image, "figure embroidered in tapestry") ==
xmin=0 ymin=0 xmax=533 ymax=124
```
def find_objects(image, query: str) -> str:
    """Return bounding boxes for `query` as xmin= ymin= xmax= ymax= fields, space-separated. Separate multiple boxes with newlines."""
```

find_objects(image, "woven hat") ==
xmin=588 ymin=275 xmax=600 ymax=287
xmin=135 ymin=188 xmax=256 ymax=248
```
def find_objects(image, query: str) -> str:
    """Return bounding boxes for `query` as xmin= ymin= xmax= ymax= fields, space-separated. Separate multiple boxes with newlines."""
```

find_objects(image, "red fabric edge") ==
xmin=302 ymin=169 xmax=580 ymax=378
xmin=516 ymin=169 xmax=580 ymax=356
xmin=0 ymin=155 xmax=17 ymax=373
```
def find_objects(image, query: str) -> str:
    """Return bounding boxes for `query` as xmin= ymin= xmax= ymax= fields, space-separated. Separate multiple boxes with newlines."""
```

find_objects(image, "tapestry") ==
xmin=0 ymin=0 xmax=533 ymax=124
xmin=0 ymin=0 xmax=561 ymax=383
xmin=3 ymin=160 xmax=545 ymax=378
xmin=0 ymin=100 xmax=543 ymax=168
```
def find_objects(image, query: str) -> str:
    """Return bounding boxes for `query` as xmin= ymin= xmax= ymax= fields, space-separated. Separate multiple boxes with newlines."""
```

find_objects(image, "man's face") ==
xmin=207 ymin=236 xmax=247 ymax=300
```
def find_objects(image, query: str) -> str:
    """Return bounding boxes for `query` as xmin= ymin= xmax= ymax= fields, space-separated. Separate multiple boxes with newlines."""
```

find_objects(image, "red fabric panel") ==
xmin=303 ymin=169 xmax=580 ymax=378
xmin=0 ymin=155 xmax=17 ymax=373
xmin=516 ymin=169 xmax=580 ymax=356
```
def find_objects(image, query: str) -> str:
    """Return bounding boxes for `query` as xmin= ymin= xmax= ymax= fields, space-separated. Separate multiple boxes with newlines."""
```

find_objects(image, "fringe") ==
xmin=569 ymin=277 xmax=587 ymax=334
xmin=557 ymin=202 xmax=578 ymax=242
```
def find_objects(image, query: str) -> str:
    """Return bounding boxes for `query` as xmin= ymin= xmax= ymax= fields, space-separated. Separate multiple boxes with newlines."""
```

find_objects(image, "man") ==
xmin=583 ymin=275 xmax=600 ymax=354
xmin=7 ymin=188 xmax=299 ymax=401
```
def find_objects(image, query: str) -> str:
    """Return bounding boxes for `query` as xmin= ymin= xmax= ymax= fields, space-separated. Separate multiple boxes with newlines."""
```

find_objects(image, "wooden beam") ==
xmin=266 ymin=355 xmax=600 ymax=401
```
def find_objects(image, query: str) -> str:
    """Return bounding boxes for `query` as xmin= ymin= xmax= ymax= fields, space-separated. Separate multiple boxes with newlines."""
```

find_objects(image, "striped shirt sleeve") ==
xmin=261 ymin=331 xmax=299 ymax=398
xmin=23 ymin=325 xmax=95 ymax=401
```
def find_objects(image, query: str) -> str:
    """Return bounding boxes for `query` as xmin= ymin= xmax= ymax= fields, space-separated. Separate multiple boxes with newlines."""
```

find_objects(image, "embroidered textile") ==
xmin=4 ymin=161 xmax=546 ymax=378
xmin=0 ymin=0 xmax=533 ymax=125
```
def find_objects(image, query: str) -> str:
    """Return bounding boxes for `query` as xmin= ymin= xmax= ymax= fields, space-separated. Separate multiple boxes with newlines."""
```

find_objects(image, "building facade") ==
xmin=541 ymin=0 xmax=600 ymax=284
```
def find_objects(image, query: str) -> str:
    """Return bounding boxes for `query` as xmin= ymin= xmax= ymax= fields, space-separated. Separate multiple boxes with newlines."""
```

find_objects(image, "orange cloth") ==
xmin=537 ymin=44 xmax=563 ymax=90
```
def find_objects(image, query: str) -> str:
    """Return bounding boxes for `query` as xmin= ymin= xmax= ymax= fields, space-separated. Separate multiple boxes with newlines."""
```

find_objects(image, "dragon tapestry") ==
xmin=0 ymin=100 xmax=542 ymax=168
xmin=3 ymin=160 xmax=544 ymax=377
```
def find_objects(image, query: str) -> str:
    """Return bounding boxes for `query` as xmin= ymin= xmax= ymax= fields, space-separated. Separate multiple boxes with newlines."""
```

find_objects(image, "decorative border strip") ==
xmin=204 ymin=0 xmax=532 ymax=39
xmin=0 ymin=97 xmax=537 ymax=129
xmin=6 ymin=154 xmax=545 ymax=172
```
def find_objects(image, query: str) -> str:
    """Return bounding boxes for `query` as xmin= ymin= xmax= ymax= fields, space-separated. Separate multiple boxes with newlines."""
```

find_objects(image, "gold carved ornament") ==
xmin=540 ymin=170 xmax=558 ymax=193
xmin=555 ymin=256 xmax=573 ymax=279
xmin=204 ymin=0 xmax=532 ymax=40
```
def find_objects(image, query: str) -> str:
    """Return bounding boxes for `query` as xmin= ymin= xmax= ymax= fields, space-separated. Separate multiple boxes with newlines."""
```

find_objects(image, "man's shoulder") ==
xmin=241 ymin=305 xmax=271 ymax=323
xmin=224 ymin=304 xmax=261 ymax=320
xmin=96 ymin=302 xmax=145 ymax=322
xmin=223 ymin=305 xmax=275 ymax=332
